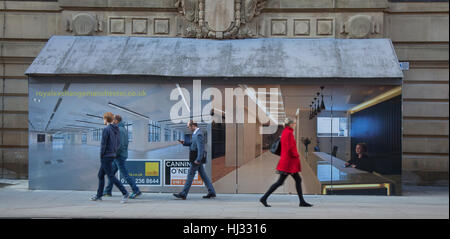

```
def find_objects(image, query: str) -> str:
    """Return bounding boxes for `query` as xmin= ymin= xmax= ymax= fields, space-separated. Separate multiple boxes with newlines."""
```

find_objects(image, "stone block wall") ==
xmin=0 ymin=0 xmax=448 ymax=185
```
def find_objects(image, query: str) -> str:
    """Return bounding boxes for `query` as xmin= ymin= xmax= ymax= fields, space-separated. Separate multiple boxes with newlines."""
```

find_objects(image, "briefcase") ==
xmin=189 ymin=150 xmax=207 ymax=164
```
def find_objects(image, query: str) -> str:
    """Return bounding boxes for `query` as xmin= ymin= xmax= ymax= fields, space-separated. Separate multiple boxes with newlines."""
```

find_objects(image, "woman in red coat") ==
xmin=260 ymin=118 xmax=312 ymax=207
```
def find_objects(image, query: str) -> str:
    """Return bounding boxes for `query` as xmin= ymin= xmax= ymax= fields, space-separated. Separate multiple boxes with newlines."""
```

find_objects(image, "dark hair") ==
xmin=356 ymin=143 xmax=368 ymax=154
xmin=188 ymin=120 xmax=198 ymax=127
xmin=114 ymin=114 xmax=122 ymax=123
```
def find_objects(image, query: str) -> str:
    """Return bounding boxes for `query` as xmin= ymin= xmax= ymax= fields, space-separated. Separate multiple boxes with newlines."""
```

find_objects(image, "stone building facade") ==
xmin=0 ymin=0 xmax=448 ymax=186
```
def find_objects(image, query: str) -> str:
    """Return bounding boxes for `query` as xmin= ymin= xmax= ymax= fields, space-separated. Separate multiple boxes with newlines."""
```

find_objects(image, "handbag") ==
xmin=270 ymin=137 xmax=281 ymax=156
xmin=189 ymin=150 xmax=207 ymax=164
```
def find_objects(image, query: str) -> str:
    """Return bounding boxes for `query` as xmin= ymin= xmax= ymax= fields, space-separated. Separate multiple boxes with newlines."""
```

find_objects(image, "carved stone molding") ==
xmin=294 ymin=19 xmax=310 ymax=36
xmin=341 ymin=15 xmax=380 ymax=39
xmin=317 ymin=19 xmax=334 ymax=36
xmin=66 ymin=13 xmax=103 ymax=36
xmin=154 ymin=18 xmax=170 ymax=35
xmin=175 ymin=0 xmax=265 ymax=39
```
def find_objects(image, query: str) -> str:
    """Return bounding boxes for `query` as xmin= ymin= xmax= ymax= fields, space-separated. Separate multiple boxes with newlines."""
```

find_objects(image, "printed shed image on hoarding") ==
xmin=28 ymin=78 xmax=402 ymax=195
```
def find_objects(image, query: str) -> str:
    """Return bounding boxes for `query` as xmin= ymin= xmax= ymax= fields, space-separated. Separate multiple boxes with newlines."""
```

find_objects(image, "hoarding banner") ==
xmin=164 ymin=160 xmax=204 ymax=187
xmin=119 ymin=159 xmax=162 ymax=186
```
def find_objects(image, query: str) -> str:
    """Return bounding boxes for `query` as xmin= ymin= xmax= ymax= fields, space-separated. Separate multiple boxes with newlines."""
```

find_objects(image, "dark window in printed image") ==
xmin=37 ymin=134 xmax=45 ymax=142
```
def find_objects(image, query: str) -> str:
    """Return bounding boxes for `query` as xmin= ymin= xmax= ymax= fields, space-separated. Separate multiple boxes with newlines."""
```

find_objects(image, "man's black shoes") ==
xmin=173 ymin=193 xmax=216 ymax=199
xmin=202 ymin=193 xmax=216 ymax=199
xmin=173 ymin=193 xmax=186 ymax=200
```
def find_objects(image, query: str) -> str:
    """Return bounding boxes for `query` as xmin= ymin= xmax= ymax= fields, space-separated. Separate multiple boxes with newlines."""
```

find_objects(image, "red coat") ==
xmin=276 ymin=126 xmax=301 ymax=173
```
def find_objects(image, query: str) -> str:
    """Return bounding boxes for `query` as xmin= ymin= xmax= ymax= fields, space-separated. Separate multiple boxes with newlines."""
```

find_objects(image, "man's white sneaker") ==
xmin=90 ymin=195 xmax=102 ymax=201
xmin=121 ymin=193 xmax=129 ymax=204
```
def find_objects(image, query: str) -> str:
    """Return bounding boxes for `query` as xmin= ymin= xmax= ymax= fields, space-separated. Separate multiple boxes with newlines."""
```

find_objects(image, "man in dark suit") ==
xmin=173 ymin=120 xmax=216 ymax=200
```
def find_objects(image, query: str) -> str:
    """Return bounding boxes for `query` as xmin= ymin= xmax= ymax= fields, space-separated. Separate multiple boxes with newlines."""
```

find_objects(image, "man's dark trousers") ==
xmin=104 ymin=156 xmax=140 ymax=194
xmin=96 ymin=157 xmax=128 ymax=198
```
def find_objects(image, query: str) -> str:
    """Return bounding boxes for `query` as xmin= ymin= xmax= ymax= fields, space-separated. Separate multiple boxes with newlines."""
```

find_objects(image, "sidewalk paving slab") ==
xmin=0 ymin=180 xmax=448 ymax=219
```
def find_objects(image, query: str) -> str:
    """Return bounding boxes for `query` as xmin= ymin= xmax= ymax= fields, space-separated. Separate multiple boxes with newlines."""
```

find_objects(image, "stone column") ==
xmin=46 ymin=133 xmax=52 ymax=144
xmin=225 ymin=123 xmax=239 ymax=167
xmin=131 ymin=120 xmax=149 ymax=151
xmin=86 ymin=130 xmax=94 ymax=145
xmin=73 ymin=132 xmax=83 ymax=145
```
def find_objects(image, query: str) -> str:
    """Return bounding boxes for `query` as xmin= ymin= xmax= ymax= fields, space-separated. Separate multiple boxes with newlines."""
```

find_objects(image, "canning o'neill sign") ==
xmin=165 ymin=160 xmax=204 ymax=187
xmin=118 ymin=159 xmax=162 ymax=186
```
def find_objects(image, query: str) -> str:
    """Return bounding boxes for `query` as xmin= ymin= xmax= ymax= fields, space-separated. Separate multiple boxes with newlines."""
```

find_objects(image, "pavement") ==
xmin=0 ymin=179 xmax=448 ymax=219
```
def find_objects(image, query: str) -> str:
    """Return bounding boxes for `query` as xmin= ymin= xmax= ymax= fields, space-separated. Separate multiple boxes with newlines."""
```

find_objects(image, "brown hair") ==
xmin=114 ymin=114 xmax=122 ymax=123
xmin=356 ymin=143 xmax=368 ymax=154
xmin=188 ymin=120 xmax=198 ymax=127
xmin=103 ymin=112 xmax=114 ymax=123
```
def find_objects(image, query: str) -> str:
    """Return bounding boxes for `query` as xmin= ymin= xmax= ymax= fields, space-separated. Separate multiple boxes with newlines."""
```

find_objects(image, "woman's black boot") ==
xmin=259 ymin=197 xmax=271 ymax=207
xmin=299 ymin=201 xmax=313 ymax=207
